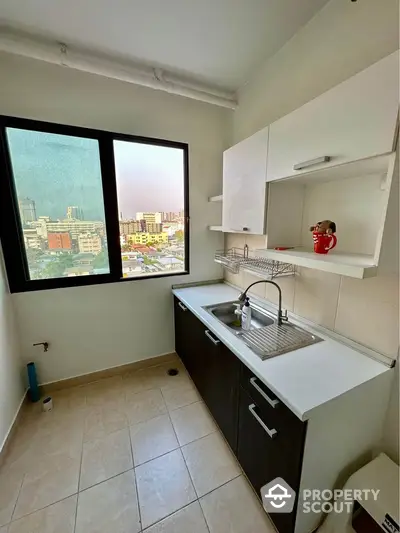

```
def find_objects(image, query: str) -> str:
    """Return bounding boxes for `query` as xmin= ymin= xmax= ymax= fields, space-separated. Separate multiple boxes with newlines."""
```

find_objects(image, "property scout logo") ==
xmin=261 ymin=478 xmax=381 ymax=515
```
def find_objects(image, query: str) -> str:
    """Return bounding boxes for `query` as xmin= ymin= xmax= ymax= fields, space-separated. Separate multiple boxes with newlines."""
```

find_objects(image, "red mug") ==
xmin=312 ymin=231 xmax=337 ymax=254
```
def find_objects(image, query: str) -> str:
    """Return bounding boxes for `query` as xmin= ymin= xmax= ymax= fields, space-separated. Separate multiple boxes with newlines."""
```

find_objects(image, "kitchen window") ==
xmin=0 ymin=116 xmax=189 ymax=292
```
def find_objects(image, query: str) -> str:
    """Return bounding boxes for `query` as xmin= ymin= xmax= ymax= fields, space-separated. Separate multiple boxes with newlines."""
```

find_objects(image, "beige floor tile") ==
xmin=136 ymin=449 xmax=196 ymax=529
xmin=83 ymin=406 xmax=127 ymax=442
xmin=140 ymin=362 xmax=191 ymax=391
xmin=182 ymin=432 xmax=241 ymax=497
xmin=170 ymin=402 xmax=217 ymax=446
xmin=76 ymin=471 xmax=140 ymax=533
xmin=125 ymin=389 xmax=167 ymax=426
xmin=200 ymin=476 xmax=273 ymax=533
xmin=122 ymin=371 xmax=154 ymax=396
xmin=30 ymin=423 xmax=83 ymax=462
xmin=8 ymin=495 xmax=76 ymax=533
xmin=13 ymin=458 xmax=80 ymax=520
xmin=144 ymin=501 xmax=208 ymax=533
xmin=51 ymin=387 xmax=87 ymax=412
xmin=85 ymin=376 xmax=124 ymax=408
xmin=0 ymin=467 xmax=24 ymax=526
xmin=80 ymin=428 xmax=133 ymax=490
xmin=0 ymin=526 xmax=8 ymax=533
xmin=130 ymin=414 xmax=179 ymax=466
xmin=161 ymin=382 xmax=200 ymax=411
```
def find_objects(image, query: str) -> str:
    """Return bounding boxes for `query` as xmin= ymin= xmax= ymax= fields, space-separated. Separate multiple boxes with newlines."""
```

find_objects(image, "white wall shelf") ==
xmin=255 ymin=248 xmax=377 ymax=279
xmin=208 ymin=195 xmax=223 ymax=203
xmin=208 ymin=225 xmax=223 ymax=231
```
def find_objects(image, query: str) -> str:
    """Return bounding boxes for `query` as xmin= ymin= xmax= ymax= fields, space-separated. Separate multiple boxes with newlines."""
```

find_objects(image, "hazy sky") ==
xmin=114 ymin=140 xmax=184 ymax=219
xmin=7 ymin=128 xmax=184 ymax=222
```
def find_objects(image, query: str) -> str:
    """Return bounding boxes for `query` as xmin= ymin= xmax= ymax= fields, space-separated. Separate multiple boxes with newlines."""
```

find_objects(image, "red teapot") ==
xmin=310 ymin=220 xmax=337 ymax=255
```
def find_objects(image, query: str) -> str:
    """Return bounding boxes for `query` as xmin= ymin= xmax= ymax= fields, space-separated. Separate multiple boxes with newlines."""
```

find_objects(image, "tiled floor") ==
xmin=0 ymin=356 xmax=274 ymax=533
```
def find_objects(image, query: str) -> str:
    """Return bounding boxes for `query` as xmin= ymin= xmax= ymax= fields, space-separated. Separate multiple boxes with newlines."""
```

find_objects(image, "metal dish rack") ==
xmin=215 ymin=246 xmax=296 ymax=279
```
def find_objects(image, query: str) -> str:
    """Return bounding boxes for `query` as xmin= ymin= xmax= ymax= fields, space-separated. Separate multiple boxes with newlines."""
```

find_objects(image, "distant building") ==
xmin=119 ymin=220 xmax=143 ymax=235
xmin=162 ymin=212 xmax=177 ymax=222
xmin=65 ymin=266 xmax=93 ymax=277
xmin=73 ymin=253 xmax=95 ymax=266
xmin=23 ymin=228 xmax=43 ymax=250
xmin=19 ymin=198 xmax=37 ymax=224
xmin=48 ymin=232 xmax=72 ymax=252
xmin=162 ymin=222 xmax=183 ymax=237
xmin=30 ymin=218 xmax=49 ymax=238
xmin=127 ymin=232 xmax=168 ymax=245
xmin=146 ymin=222 xmax=163 ymax=233
xmin=45 ymin=220 xmax=104 ymax=239
xmin=136 ymin=212 xmax=162 ymax=224
xmin=67 ymin=206 xmax=84 ymax=220
xmin=120 ymin=219 xmax=162 ymax=234
xmin=78 ymin=233 xmax=102 ymax=255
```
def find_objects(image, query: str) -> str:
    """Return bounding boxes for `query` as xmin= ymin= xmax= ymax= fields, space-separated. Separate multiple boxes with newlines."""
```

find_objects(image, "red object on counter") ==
xmin=312 ymin=231 xmax=337 ymax=254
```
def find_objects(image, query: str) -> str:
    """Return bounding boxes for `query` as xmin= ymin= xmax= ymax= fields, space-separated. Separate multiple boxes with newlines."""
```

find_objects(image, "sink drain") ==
xmin=167 ymin=368 xmax=179 ymax=376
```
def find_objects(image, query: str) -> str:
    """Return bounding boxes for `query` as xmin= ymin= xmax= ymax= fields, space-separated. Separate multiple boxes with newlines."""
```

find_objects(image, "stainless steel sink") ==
xmin=204 ymin=301 xmax=275 ymax=333
xmin=203 ymin=300 xmax=323 ymax=360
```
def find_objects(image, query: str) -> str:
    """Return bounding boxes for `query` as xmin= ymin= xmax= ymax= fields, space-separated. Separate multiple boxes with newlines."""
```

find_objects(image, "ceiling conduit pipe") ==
xmin=0 ymin=29 xmax=238 ymax=109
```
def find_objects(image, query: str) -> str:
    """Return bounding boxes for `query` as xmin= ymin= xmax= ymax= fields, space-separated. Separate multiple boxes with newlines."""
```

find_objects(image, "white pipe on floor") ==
xmin=0 ymin=29 xmax=238 ymax=109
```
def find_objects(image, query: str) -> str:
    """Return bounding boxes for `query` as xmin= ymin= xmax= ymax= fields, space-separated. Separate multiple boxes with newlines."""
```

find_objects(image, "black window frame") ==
xmin=0 ymin=115 xmax=190 ymax=293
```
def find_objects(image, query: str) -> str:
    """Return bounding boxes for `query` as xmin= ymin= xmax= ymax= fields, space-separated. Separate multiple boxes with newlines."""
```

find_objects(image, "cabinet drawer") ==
xmin=240 ymin=364 xmax=304 ymax=438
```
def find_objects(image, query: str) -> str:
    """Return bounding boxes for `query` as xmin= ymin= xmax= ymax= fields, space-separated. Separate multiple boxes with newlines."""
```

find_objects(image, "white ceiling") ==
xmin=0 ymin=0 xmax=329 ymax=91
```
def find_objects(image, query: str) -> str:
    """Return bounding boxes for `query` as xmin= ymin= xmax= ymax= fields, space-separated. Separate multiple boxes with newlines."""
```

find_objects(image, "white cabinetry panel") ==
xmin=267 ymin=51 xmax=399 ymax=182
xmin=222 ymin=127 xmax=269 ymax=235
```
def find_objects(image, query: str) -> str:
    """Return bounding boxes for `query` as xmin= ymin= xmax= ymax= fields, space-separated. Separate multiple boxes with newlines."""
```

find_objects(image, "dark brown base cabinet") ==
xmin=174 ymin=296 xmax=240 ymax=452
xmin=174 ymin=296 xmax=307 ymax=533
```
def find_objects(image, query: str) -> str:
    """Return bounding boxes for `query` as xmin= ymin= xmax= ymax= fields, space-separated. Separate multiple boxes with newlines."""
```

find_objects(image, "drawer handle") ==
xmin=205 ymin=330 xmax=220 ymax=345
xmin=249 ymin=403 xmax=277 ymax=439
xmin=293 ymin=156 xmax=330 ymax=171
xmin=178 ymin=302 xmax=187 ymax=312
xmin=250 ymin=377 xmax=279 ymax=408
xmin=231 ymin=227 xmax=249 ymax=232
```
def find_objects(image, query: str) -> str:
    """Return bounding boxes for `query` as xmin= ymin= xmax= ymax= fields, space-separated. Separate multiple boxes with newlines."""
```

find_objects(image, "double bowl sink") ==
xmin=203 ymin=300 xmax=322 ymax=360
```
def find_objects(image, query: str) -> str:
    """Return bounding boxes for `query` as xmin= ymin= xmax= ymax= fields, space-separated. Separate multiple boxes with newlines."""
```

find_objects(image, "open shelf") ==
xmin=255 ymin=248 xmax=377 ymax=279
xmin=208 ymin=225 xmax=223 ymax=231
xmin=208 ymin=194 xmax=223 ymax=203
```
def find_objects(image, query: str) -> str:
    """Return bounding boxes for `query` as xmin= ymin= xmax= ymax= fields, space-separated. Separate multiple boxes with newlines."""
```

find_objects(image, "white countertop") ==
xmin=172 ymin=283 xmax=392 ymax=421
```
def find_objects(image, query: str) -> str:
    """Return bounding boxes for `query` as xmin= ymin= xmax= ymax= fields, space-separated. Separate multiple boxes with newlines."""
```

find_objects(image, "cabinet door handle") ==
xmin=178 ymin=302 xmax=187 ymax=312
xmin=250 ymin=377 xmax=279 ymax=408
xmin=249 ymin=403 xmax=277 ymax=439
xmin=231 ymin=227 xmax=249 ymax=232
xmin=205 ymin=330 xmax=220 ymax=345
xmin=293 ymin=155 xmax=330 ymax=171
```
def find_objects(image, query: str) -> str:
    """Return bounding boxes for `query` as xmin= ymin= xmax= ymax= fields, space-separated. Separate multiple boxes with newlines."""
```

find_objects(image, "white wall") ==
xmin=226 ymin=0 xmax=399 ymax=463
xmin=0 ymin=246 xmax=24 ymax=452
xmin=0 ymin=52 xmax=230 ymax=384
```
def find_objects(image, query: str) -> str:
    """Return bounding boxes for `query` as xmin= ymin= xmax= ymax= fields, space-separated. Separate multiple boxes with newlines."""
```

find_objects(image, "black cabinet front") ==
xmin=201 ymin=329 xmax=240 ymax=453
xmin=173 ymin=296 xmax=240 ymax=453
xmin=174 ymin=296 xmax=306 ymax=533
xmin=238 ymin=385 xmax=305 ymax=533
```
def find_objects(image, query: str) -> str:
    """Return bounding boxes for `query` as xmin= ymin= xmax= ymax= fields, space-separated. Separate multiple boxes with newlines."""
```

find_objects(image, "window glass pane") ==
xmin=114 ymin=140 xmax=186 ymax=278
xmin=6 ymin=128 xmax=109 ymax=280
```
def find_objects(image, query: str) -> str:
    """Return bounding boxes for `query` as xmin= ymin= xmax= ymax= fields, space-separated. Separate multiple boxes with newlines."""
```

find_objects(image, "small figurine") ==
xmin=309 ymin=220 xmax=337 ymax=254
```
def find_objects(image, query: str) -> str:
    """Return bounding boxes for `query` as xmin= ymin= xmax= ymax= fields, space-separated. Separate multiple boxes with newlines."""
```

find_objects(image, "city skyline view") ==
xmin=7 ymin=129 xmax=185 ymax=221
xmin=114 ymin=140 xmax=184 ymax=218
xmin=6 ymin=127 xmax=186 ymax=281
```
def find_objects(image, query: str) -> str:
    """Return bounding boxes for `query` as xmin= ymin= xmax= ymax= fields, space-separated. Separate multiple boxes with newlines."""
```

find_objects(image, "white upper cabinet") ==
xmin=222 ymin=126 xmax=269 ymax=235
xmin=267 ymin=51 xmax=399 ymax=182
